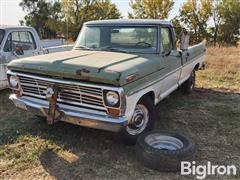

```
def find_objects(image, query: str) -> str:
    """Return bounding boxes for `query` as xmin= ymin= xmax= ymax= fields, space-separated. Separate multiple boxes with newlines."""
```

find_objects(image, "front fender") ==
xmin=125 ymin=88 xmax=156 ymax=122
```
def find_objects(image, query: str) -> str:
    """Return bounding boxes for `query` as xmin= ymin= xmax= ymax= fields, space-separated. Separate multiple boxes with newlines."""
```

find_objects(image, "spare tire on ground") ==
xmin=135 ymin=131 xmax=195 ymax=172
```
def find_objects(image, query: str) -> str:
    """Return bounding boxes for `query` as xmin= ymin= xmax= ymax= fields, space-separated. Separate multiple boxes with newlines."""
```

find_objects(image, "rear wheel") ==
xmin=121 ymin=96 xmax=156 ymax=145
xmin=182 ymin=70 xmax=195 ymax=94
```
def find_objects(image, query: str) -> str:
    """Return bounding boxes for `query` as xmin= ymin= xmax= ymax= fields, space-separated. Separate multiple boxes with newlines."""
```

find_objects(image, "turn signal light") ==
xmin=107 ymin=108 xmax=120 ymax=116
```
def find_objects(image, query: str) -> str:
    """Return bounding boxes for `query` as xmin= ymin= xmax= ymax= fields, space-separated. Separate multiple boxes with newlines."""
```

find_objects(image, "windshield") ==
xmin=75 ymin=26 xmax=158 ymax=53
xmin=0 ymin=29 xmax=5 ymax=45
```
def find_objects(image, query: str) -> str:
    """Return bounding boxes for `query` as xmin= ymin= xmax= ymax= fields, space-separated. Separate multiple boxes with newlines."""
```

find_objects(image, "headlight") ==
xmin=106 ymin=91 xmax=119 ymax=106
xmin=9 ymin=76 xmax=19 ymax=88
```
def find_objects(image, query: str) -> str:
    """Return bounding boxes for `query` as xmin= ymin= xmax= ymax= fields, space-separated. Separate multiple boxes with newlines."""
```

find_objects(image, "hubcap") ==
xmin=145 ymin=133 xmax=183 ymax=150
xmin=126 ymin=104 xmax=149 ymax=135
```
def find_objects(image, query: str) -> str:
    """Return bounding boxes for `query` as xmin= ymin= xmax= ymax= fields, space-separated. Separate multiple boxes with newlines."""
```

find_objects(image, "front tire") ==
xmin=121 ymin=96 xmax=156 ymax=145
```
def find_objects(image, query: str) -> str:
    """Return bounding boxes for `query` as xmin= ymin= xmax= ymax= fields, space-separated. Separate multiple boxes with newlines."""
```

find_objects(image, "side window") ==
xmin=161 ymin=28 xmax=173 ymax=53
xmin=19 ymin=31 xmax=36 ymax=50
xmin=4 ymin=31 xmax=36 ymax=52
xmin=12 ymin=32 xmax=20 ymax=42
xmin=11 ymin=32 xmax=20 ymax=52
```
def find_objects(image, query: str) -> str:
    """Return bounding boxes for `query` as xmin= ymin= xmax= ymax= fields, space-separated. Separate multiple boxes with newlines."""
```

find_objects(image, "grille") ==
xmin=18 ymin=75 xmax=106 ymax=112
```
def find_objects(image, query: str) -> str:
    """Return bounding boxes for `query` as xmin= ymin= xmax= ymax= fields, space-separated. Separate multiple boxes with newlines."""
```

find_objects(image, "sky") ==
xmin=0 ymin=0 xmax=186 ymax=26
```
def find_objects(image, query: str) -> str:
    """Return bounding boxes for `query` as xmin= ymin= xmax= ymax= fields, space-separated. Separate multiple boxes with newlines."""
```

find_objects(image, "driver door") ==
xmin=160 ymin=27 xmax=182 ymax=95
xmin=3 ymin=31 xmax=38 ymax=61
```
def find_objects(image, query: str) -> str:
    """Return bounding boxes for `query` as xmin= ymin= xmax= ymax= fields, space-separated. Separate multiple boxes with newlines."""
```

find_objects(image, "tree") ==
xmin=178 ymin=0 xmax=212 ymax=44
xmin=89 ymin=0 xmax=121 ymax=20
xmin=129 ymin=0 xmax=174 ymax=19
xmin=171 ymin=16 xmax=182 ymax=43
xmin=61 ymin=0 xmax=92 ymax=40
xmin=19 ymin=0 xmax=63 ymax=39
xmin=212 ymin=0 xmax=222 ymax=46
xmin=19 ymin=20 xmax=24 ymax=26
xmin=217 ymin=0 xmax=240 ymax=46
xmin=61 ymin=0 xmax=121 ymax=40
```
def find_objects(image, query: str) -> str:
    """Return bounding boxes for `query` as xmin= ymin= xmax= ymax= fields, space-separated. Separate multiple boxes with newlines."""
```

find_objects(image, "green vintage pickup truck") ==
xmin=7 ymin=19 xmax=205 ymax=142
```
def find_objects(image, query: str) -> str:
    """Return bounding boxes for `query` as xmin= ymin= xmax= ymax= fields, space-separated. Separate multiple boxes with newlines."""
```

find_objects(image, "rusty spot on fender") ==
xmin=76 ymin=68 xmax=90 ymax=76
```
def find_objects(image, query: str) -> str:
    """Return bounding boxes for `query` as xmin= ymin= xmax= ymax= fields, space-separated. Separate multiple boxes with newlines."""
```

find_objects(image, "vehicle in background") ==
xmin=7 ymin=19 xmax=205 ymax=143
xmin=0 ymin=26 xmax=74 ymax=89
xmin=41 ymin=39 xmax=65 ymax=48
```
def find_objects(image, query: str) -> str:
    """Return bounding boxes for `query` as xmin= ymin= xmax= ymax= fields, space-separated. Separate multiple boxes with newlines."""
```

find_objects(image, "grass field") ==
xmin=0 ymin=47 xmax=240 ymax=179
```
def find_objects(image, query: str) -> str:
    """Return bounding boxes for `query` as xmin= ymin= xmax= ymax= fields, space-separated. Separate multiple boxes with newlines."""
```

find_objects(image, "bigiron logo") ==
xmin=181 ymin=161 xmax=237 ymax=179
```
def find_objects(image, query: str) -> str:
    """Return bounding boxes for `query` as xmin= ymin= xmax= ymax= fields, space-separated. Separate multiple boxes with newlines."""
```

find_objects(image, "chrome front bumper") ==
xmin=9 ymin=94 xmax=128 ymax=132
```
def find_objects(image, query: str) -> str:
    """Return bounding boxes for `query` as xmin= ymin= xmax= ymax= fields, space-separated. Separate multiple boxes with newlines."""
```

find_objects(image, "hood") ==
xmin=8 ymin=50 xmax=161 ymax=86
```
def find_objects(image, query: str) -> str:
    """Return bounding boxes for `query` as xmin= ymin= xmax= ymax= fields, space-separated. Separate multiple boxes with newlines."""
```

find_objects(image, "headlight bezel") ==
xmin=103 ymin=88 xmax=126 ymax=117
xmin=104 ymin=90 xmax=120 ymax=107
xmin=8 ymin=75 xmax=20 ymax=90
xmin=106 ymin=91 xmax=119 ymax=106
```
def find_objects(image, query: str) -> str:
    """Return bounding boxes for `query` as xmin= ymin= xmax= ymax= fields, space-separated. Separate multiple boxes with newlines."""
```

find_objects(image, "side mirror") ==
xmin=180 ymin=29 xmax=189 ymax=51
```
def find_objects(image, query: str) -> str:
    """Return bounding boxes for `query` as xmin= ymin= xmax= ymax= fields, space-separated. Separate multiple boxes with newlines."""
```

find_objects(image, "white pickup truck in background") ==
xmin=0 ymin=26 xmax=74 ymax=89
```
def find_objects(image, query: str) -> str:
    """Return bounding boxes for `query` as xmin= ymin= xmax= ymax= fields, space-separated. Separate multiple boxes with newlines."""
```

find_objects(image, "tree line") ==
xmin=20 ymin=0 xmax=240 ymax=46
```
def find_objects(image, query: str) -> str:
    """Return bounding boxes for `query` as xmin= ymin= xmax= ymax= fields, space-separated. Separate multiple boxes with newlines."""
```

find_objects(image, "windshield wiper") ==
xmin=101 ymin=46 xmax=128 ymax=53
xmin=75 ymin=45 xmax=93 ymax=50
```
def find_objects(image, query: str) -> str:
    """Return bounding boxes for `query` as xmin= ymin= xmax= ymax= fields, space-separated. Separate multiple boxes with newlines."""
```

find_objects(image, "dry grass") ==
xmin=0 ymin=47 xmax=240 ymax=179
xmin=196 ymin=47 xmax=240 ymax=92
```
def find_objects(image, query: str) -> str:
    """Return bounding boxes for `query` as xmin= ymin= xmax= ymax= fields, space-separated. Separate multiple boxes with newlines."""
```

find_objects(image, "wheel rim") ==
xmin=126 ymin=104 xmax=149 ymax=135
xmin=145 ymin=133 xmax=183 ymax=150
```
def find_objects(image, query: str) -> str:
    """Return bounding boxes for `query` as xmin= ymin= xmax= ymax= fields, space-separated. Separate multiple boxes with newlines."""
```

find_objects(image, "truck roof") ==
xmin=0 ymin=25 xmax=33 ymax=30
xmin=85 ymin=19 xmax=172 ymax=26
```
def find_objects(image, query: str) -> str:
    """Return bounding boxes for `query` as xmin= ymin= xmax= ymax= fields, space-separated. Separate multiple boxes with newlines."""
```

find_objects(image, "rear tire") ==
xmin=121 ymin=96 xmax=156 ymax=145
xmin=181 ymin=70 xmax=195 ymax=94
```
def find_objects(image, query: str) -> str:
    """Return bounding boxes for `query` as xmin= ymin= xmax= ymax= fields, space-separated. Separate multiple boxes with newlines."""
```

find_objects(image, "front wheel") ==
xmin=121 ymin=96 xmax=156 ymax=145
